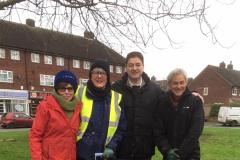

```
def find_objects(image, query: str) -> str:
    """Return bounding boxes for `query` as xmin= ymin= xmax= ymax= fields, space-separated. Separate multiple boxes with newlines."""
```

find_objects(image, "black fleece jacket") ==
xmin=112 ymin=72 xmax=165 ymax=159
xmin=155 ymin=88 xmax=204 ymax=160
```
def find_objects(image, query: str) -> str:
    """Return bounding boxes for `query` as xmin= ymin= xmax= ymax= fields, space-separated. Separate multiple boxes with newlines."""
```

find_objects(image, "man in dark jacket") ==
xmin=155 ymin=68 xmax=204 ymax=160
xmin=112 ymin=51 xmax=165 ymax=160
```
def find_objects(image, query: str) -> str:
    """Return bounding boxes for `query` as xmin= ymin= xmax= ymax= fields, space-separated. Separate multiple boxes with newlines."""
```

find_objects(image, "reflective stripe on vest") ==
xmin=76 ymin=86 xmax=122 ymax=146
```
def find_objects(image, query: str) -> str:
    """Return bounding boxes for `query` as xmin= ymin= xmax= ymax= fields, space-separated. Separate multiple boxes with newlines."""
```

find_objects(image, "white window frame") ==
xmin=79 ymin=78 xmax=88 ymax=87
xmin=44 ymin=55 xmax=52 ymax=65
xmin=232 ymin=87 xmax=238 ymax=96
xmin=84 ymin=61 xmax=90 ymax=70
xmin=40 ymin=74 xmax=55 ymax=86
xmin=110 ymin=65 xmax=113 ymax=73
xmin=203 ymin=87 xmax=208 ymax=96
xmin=0 ymin=48 xmax=5 ymax=59
xmin=56 ymin=57 xmax=64 ymax=66
xmin=31 ymin=53 xmax=40 ymax=63
xmin=10 ymin=50 xmax=20 ymax=60
xmin=116 ymin=66 xmax=122 ymax=74
xmin=73 ymin=59 xmax=80 ymax=68
xmin=0 ymin=70 xmax=13 ymax=83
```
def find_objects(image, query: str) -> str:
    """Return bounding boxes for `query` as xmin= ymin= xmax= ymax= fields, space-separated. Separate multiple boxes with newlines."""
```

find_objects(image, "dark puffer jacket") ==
xmin=156 ymin=88 xmax=204 ymax=160
xmin=112 ymin=72 xmax=164 ymax=159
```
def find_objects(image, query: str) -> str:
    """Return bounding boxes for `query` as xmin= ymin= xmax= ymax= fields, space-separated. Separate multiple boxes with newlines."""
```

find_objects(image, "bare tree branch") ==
xmin=0 ymin=0 xmax=226 ymax=53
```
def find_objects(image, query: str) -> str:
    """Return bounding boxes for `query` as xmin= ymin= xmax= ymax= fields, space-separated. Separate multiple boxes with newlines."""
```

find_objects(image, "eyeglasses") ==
xmin=91 ymin=71 xmax=107 ymax=76
xmin=57 ymin=86 xmax=74 ymax=93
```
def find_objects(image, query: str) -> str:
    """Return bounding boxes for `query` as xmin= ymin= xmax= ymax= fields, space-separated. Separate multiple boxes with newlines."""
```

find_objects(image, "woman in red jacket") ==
xmin=29 ymin=70 xmax=82 ymax=160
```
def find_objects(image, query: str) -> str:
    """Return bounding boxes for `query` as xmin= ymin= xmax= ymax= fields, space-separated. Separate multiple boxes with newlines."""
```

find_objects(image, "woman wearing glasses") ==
xmin=29 ymin=70 xmax=82 ymax=160
xmin=76 ymin=59 xmax=126 ymax=160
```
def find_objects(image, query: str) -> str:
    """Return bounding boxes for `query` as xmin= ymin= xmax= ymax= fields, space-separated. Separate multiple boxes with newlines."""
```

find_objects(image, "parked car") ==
xmin=218 ymin=106 xmax=240 ymax=126
xmin=1 ymin=112 xmax=34 ymax=128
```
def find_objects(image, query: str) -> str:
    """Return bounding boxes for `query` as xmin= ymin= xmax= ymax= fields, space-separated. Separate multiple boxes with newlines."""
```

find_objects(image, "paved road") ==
xmin=0 ymin=122 xmax=239 ymax=132
xmin=0 ymin=126 xmax=30 ymax=132
xmin=204 ymin=121 xmax=240 ymax=128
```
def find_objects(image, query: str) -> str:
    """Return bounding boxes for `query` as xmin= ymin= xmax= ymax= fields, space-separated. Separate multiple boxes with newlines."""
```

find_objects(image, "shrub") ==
xmin=209 ymin=103 xmax=221 ymax=117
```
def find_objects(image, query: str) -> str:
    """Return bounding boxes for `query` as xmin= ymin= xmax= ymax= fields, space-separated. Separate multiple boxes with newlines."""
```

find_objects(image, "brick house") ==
xmin=189 ymin=62 xmax=240 ymax=116
xmin=0 ymin=19 xmax=125 ymax=116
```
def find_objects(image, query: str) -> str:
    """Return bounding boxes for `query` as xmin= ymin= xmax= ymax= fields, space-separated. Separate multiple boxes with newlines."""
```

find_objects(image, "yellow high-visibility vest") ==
xmin=76 ymin=86 xmax=122 ymax=145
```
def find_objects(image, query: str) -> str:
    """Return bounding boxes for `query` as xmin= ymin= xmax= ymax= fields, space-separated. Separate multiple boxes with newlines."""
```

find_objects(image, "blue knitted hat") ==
xmin=54 ymin=70 xmax=78 ymax=93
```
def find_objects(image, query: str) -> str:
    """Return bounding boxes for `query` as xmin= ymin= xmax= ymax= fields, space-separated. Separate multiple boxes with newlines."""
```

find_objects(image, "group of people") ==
xmin=29 ymin=51 xmax=204 ymax=160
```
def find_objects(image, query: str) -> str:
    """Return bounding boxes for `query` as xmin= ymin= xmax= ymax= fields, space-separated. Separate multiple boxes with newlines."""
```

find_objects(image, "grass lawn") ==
xmin=0 ymin=127 xmax=239 ymax=160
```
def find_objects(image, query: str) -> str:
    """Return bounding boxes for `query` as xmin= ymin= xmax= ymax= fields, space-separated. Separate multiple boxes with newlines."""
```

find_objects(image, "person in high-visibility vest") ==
xmin=76 ymin=59 xmax=126 ymax=160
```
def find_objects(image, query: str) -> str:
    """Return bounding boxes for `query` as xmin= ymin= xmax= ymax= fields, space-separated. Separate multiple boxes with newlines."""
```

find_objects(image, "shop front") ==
xmin=29 ymin=91 xmax=52 ymax=116
xmin=0 ymin=89 xmax=29 ymax=115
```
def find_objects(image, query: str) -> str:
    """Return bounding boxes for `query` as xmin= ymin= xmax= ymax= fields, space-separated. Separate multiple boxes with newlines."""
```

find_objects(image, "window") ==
xmin=31 ymin=53 xmax=40 ymax=63
xmin=44 ymin=55 xmax=52 ymax=64
xmin=203 ymin=87 xmax=208 ymax=96
xmin=0 ymin=48 xmax=5 ymax=59
xmin=56 ymin=57 xmax=64 ymax=66
xmin=10 ymin=50 xmax=20 ymax=60
xmin=0 ymin=70 xmax=13 ymax=83
xmin=232 ymin=87 xmax=238 ymax=96
xmin=84 ymin=61 xmax=90 ymax=70
xmin=110 ymin=65 xmax=113 ymax=73
xmin=79 ymin=78 xmax=88 ymax=87
xmin=73 ymin=59 xmax=80 ymax=68
xmin=116 ymin=66 xmax=122 ymax=74
xmin=12 ymin=100 xmax=26 ymax=112
xmin=40 ymin=74 xmax=54 ymax=86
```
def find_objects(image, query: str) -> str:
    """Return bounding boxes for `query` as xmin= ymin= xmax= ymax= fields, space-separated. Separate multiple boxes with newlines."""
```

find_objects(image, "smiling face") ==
xmin=168 ymin=73 xmax=187 ymax=98
xmin=90 ymin=68 xmax=107 ymax=89
xmin=126 ymin=57 xmax=144 ymax=83
xmin=56 ymin=82 xmax=74 ymax=102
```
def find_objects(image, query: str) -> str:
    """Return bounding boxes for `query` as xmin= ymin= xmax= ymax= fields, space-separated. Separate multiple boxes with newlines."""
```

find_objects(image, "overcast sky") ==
xmin=128 ymin=0 xmax=240 ymax=80
xmin=3 ymin=0 xmax=239 ymax=80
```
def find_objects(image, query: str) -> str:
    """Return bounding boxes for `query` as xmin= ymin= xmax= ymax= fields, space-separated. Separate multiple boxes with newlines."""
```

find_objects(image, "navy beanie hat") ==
xmin=89 ymin=59 xmax=110 ymax=83
xmin=54 ymin=70 xmax=78 ymax=93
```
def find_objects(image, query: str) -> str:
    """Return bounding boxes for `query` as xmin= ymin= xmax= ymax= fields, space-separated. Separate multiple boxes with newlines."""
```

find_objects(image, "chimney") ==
xmin=227 ymin=61 xmax=233 ymax=70
xmin=84 ymin=30 xmax=94 ymax=39
xmin=219 ymin=61 xmax=226 ymax=69
xmin=26 ymin=19 xmax=35 ymax=27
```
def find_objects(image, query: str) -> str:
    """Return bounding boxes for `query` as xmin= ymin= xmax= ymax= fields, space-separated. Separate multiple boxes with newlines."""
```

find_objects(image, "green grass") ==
xmin=152 ymin=127 xmax=240 ymax=160
xmin=0 ymin=131 xmax=30 ymax=160
xmin=0 ymin=127 xmax=239 ymax=160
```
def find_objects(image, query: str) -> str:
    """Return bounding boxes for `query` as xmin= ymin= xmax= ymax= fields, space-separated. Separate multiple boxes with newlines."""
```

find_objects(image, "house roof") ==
xmin=208 ymin=65 xmax=240 ymax=86
xmin=0 ymin=20 xmax=125 ymax=65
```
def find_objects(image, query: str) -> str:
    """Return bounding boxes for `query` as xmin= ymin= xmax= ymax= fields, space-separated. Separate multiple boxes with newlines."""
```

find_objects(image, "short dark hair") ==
xmin=126 ymin=51 xmax=144 ymax=65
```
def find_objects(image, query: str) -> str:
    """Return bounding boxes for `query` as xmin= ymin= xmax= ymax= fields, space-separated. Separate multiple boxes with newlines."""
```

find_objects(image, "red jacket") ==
xmin=29 ymin=95 xmax=81 ymax=160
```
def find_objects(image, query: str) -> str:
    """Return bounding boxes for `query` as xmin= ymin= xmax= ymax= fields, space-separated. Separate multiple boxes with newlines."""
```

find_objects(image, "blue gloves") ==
xmin=103 ymin=147 xmax=115 ymax=159
xmin=167 ymin=148 xmax=180 ymax=160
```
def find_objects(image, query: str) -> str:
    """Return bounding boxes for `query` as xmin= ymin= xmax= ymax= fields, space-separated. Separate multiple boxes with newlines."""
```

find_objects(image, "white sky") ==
xmin=128 ymin=0 xmax=240 ymax=80
xmin=3 ymin=0 xmax=239 ymax=80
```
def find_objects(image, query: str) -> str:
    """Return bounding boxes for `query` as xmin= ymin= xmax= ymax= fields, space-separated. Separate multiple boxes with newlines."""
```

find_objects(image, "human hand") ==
xmin=192 ymin=92 xmax=204 ymax=103
xmin=167 ymin=148 xmax=180 ymax=160
xmin=103 ymin=147 xmax=115 ymax=159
